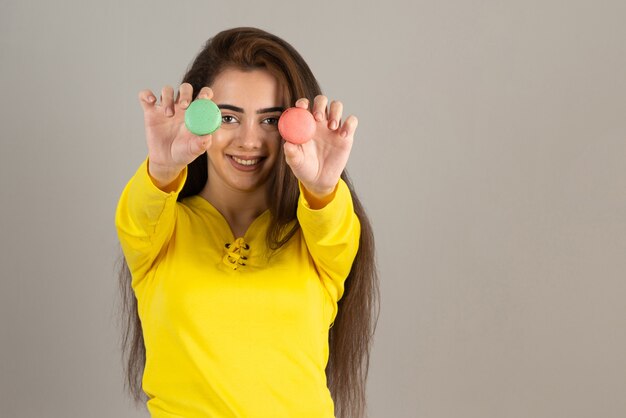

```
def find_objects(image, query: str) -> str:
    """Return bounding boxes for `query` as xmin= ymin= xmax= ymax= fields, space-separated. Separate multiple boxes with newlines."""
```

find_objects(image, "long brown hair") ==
xmin=116 ymin=27 xmax=380 ymax=418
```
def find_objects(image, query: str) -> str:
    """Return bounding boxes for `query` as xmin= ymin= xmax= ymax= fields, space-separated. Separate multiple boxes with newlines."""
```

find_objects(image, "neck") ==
xmin=198 ymin=178 xmax=268 ymax=238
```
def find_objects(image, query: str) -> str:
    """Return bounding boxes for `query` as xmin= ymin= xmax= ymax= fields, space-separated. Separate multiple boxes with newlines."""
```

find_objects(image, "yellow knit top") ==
xmin=115 ymin=158 xmax=360 ymax=418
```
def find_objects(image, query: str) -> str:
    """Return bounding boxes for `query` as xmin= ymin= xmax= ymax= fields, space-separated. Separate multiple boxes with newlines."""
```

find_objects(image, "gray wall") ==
xmin=1 ymin=0 xmax=625 ymax=417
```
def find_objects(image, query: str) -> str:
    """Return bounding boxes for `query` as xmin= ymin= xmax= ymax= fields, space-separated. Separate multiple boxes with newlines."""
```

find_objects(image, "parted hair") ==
xmin=116 ymin=27 xmax=380 ymax=418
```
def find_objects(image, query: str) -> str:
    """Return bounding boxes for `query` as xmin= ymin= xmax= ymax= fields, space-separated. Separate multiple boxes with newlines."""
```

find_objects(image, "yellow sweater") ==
xmin=115 ymin=158 xmax=360 ymax=418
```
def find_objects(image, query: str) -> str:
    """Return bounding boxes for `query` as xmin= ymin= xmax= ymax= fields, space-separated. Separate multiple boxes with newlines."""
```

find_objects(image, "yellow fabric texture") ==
xmin=115 ymin=158 xmax=360 ymax=418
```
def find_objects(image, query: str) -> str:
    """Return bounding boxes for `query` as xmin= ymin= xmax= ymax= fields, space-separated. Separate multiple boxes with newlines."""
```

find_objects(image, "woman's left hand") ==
xmin=283 ymin=95 xmax=358 ymax=200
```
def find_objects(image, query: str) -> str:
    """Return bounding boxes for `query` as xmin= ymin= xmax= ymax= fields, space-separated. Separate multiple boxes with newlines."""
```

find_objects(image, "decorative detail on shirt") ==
xmin=222 ymin=237 xmax=250 ymax=270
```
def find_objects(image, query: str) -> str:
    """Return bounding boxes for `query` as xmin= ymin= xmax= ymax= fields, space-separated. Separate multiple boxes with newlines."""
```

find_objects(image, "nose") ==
xmin=234 ymin=120 xmax=262 ymax=150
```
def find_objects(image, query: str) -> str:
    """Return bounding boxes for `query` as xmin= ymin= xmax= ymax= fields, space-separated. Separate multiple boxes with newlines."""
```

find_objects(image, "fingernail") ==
xmin=330 ymin=120 xmax=338 ymax=130
xmin=180 ymin=100 xmax=188 ymax=108
xmin=166 ymin=107 xmax=173 ymax=117
xmin=147 ymin=96 xmax=155 ymax=103
xmin=341 ymin=130 xmax=348 ymax=138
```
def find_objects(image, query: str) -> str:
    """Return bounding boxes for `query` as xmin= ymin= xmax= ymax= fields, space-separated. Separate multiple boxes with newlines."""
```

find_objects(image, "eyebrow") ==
xmin=218 ymin=104 xmax=284 ymax=114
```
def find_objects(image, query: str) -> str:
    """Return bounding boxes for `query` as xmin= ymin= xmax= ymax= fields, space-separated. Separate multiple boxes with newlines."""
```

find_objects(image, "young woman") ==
xmin=116 ymin=27 xmax=379 ymax=418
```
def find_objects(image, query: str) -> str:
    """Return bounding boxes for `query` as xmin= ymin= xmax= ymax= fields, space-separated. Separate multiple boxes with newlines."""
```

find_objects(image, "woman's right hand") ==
xmin=138 ymin=83 xmax=213 ymax=185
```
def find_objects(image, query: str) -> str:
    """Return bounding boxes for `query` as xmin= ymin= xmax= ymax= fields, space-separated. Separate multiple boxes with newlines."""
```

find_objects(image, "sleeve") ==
xmin=297 ymin=179 xmax=361 ymax=323
xmin=115 ymin=157 xmax=188 ymax=289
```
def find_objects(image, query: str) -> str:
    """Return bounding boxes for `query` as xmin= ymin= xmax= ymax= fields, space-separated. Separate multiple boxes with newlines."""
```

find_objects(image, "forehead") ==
xmin=210 ymin=68 xmax=284 ymax=108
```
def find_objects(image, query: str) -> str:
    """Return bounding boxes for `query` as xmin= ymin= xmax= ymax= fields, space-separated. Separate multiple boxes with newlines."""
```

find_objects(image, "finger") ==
xmin=312 ymin=95 xmax=328 ymax=122
xmin=339 ymin=115 xmax=358 ymax=139
xmin=196 ymin=86 xmax=213 ymax=100
xmin=295 ymin=97 xmax=309 ymax=109
xmin=161 ymin=85 xmax=175 ymax=117
xmin=176 ymin=83 xmax=193 ymax=109
xmin=138 ymin=89 xmax=156 ymax=112
xmin=327 ymin=100 xmax=343 ymax=130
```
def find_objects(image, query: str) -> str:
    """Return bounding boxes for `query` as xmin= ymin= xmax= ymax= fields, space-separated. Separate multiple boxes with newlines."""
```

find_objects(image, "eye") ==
xmin=262 ymin=117 xmax=279 ymax=125
xmin=222 ymin=115 xmax=238 ymax=124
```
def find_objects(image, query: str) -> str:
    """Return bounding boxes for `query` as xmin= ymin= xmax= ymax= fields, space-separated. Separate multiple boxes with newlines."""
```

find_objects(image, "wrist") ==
xmin=147 ymin=159 xmax=185 ymax=192
xmin=300 ymin=183 xmax=338 ymax=209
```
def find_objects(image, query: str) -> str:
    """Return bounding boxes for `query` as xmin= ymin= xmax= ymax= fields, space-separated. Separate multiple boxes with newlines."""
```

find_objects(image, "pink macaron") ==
xmin=278 ymin=107 xmax=316 ymax=144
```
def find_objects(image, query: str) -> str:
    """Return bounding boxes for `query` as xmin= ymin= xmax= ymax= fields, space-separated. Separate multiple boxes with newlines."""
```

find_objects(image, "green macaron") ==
xmin=184 ymin=98 xmax=222 ymax=136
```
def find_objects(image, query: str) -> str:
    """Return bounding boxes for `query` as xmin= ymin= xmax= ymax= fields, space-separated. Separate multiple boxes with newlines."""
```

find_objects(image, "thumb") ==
xmin=190 ymin=134 xmax=211 ymax=157
xmin=283 ymin=142 xmax=303 ymax=169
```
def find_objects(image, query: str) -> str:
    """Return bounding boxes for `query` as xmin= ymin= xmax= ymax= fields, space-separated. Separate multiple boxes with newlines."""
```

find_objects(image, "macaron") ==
xmin=184 ymin=98 xmax=222 ymax=136
xmin=278 ymin=107 xmax=316 ymax=144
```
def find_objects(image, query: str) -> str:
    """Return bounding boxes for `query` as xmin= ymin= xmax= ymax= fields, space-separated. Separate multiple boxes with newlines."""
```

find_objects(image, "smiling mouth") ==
xmin=231 ymin=156 xmax=261 ymax=166
xmin=228 ymin=155 xmax=266 ymax=170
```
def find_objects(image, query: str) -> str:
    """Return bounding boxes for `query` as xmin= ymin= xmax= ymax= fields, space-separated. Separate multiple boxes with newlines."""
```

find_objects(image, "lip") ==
xmin=227 ymin=154 xmax=266 ymax=172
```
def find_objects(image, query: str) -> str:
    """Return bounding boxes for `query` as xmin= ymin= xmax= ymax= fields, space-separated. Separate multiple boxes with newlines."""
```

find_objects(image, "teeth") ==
xmin=232 ymin=156 xmax=260 ymax=166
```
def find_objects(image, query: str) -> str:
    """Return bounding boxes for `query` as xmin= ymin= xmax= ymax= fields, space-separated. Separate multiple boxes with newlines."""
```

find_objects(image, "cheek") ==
xmin=207 ymin=133 xmax=231 ymax=155
xmin=267 ymin=134 xmax=282 ymax=152
xmin=210 ymin=130 xmax=229 ymax=144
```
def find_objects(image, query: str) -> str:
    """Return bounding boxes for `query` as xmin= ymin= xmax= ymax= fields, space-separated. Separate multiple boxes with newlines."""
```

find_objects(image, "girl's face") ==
xmin=207 ymin=67 xmax=285 ymax=195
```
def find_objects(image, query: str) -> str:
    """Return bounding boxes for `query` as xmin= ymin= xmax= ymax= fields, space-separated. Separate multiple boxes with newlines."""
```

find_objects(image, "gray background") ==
xmin=1 ymin=0 xmax=625 ymax=417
